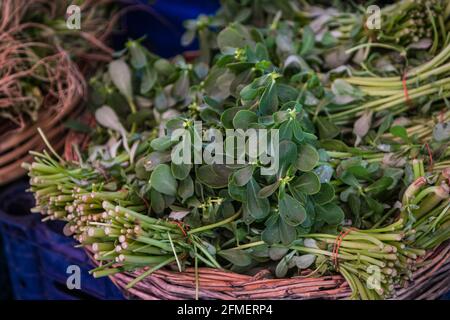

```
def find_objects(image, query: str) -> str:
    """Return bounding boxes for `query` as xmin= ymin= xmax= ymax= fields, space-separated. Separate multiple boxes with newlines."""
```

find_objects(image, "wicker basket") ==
xmin=0 ymin=0 xmax=120 ymax=186
xmin=0 ymin=96 xmax=83 ymax=186
xmin=97 ymin=241 xmax=449 ymax=300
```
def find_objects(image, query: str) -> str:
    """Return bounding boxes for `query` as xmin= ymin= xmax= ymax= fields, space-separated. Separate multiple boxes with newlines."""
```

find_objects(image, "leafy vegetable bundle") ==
xmin=26 ymin=0 xmax=450 ymax=300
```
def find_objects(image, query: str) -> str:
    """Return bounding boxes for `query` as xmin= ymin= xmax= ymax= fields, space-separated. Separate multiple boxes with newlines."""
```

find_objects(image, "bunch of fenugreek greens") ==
xmin=25 ymin=0 xmax=450 ymax=300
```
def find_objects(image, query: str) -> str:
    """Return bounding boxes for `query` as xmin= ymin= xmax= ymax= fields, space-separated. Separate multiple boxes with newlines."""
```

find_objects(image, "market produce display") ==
xmin=25 ymin=0 xmax=450 ymax=300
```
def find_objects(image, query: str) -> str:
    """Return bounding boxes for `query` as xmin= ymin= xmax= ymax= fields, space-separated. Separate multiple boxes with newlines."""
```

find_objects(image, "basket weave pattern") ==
xmin=102 ymin=241 xmax=449 ymax=300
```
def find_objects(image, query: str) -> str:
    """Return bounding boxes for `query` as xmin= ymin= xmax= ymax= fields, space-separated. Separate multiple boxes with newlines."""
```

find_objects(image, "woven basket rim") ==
xmin=84 ymin=241 xmax=450 ymax=300
xmin=0 ymin=96 xmax=83 ymax=186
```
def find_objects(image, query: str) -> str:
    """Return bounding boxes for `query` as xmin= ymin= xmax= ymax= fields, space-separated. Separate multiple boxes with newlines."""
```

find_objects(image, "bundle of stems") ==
xmin=237 ymin=168 xmax=449 ymax=299
xmin=402 ymin=170 xmax=450 ymax=249
xmin=325 ymin=0 xmax=450 ymax=56
xmin=329 ymin=42 xmax=450 ymax=125
xmin=382 ymin=110 xmax=450 ymax=144
xmin=24 ymin=150 xmax=242 ymax=289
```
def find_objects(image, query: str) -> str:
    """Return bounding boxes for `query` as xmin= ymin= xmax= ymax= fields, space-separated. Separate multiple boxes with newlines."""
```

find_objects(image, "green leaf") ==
xmin=128 ymin=41 xmax=148 ymax=69
xmin=255 ymin=42 xmax=269 ymax=60
xmin=293 ymin=254 xmax=316 ymax=269
xmin=171 ymin=162 xmax=192 ymax=180
xmin=221 ymin=107 xmax=243 ymax=129
xmin=332 ymin=79 xmax=364 ymax=100
xmin=279 ymin=219 xmax=296 ymax=245
xmin=135 ymin=157 xmax=151 ymax=180
xmin=321 ymin=31 xmax=337 ymax=47
xmin=377 ymin=114 xmax=393 ymax=138
xmin=141 ymin=66 xmax=157 ymax=94
xmin=296 ymin=144 xmax=319 ymax=172
xmin=279 ymin=140 xmax=298 ymax=175
xmin=279 ymin=120 xmax=294 ymax=140
xmin=346 ymin=165 xmax=372 ymax=180
xmin=312 ymin=183 xmax=335 ymax=204
xmin=109 ymin=60 xmax=133 ymax=101
xmin=269 ymin=247 xmax=289 ymax=260
xmin=348 ymin=193 xmax=361 ymax=220
xmin=141 ymin=151 xmax=172 ymax=171
xmin=316 ymin=203 xmax=344 ymax=225
xmin=274 ymin=111 xmax=290 ymax=124
xmin=173 ymin=71 xmax=190 ymax=98
xmin=150 ymin=189 xmax=166 ymax=214
xmin=178 ymin=176 xmax=194 ymax=202
xmin=150 ymin=136 xmax=172 ymax=151
xmin=279 ymin=194 xmax=307 ymax=226
xmin=340 ymin=171 xmax=361 ymax=188
xmin=365 ymin=176 xmax=394 ymax=197
xmin=150 ymin=164 xmax=178 ymax=196
xmin=246 ymin=178 xmax=270 ymax=219
xmin=277 ymin=84 xmax=298 ymax=103
xmin=197 ymin=165 xmax=230 ymax=188
xmin=217 ymin=25 xmax=249 ymax=53
xmin=289 ymin=185 xmax=307 ymax=204
xmin=316 ymin=117 xmax=340 ymax=139
xmin=154 ymin=90 xmax=168 ymax=112
xmin=218 ymin=249 xmax=252 ymax=267
xmin=320 ymin=139 xmax=350 ymax=152
xmin=292 ymin=172 xmax=320 ymax=195
xmin=259 ymin=80 xmax=278 ymax=115
xmin=365 ymin=197 xmax=384 ymax=215
xmin=240 ymin=83 xmax=260 ymax=101
xmin=233 ymin=165 xmax=254 ymax=187
xmin=258 ymin=180 xmax=281 ymax=198
xmin=154 ymin=58 xmax=175 ymax=76
xmin=300 ymin=26 xmax=315 ymax=55
xmin=275 ymin=255 xmax=290 ymax=278
xmin=292 ymin=120 xmax=304 ymax=143
xmin=95 ymin=105 xmax=127 ymax=135
xmin=261 ymin=216 xmax=280 ymax=245
xmin=181 ymin=29 xmax=196 ymax=46
xmin=233 ymin=110 xmax=258 ymax=130
xmin=390 ymin=126 xmax=409 ymax=143
xmin=228 ymin=179 xmax=247 ymax=202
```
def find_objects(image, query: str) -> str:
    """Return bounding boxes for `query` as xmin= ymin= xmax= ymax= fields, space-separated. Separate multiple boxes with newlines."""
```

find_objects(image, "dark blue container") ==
xmin=116 ymin=0 xmax=220 ymax=57
xmin=0 ymin=235 xmax=12 ymax=300
xmin=0 ymin=180 xmax=123 ymax=300
xmin=0 ymin=182 xmax=43 ymax=300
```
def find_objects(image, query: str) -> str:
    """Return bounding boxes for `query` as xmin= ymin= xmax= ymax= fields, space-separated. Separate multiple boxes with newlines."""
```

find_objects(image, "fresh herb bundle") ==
xmin=25 ymin=0 xmax=450 ymax=300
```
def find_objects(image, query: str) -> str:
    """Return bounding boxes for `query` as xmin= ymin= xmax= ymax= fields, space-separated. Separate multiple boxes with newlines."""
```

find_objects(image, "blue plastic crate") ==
xmin=0 ymin=234 xmax=13 ymax=300
xmin=34 ymin=220 xmax=90 ymax=264
xmin=0 ymin=181 xmax=44 ymax=300
xmin=0 ymin=180 xmax=124 ymax=300
xmin=38 ymin=246 xmax=124 ymax=299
